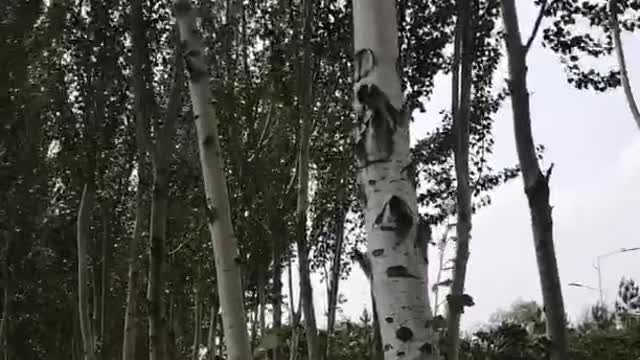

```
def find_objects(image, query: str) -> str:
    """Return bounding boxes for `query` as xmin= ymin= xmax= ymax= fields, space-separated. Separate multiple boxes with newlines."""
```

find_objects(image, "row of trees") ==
xmin=1 ymin=0 xmax=638 ymax=359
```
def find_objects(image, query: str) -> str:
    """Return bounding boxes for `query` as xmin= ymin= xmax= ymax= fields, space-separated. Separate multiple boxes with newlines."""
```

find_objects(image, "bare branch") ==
xmin=525 ymin=0 xmax=548 ymax=55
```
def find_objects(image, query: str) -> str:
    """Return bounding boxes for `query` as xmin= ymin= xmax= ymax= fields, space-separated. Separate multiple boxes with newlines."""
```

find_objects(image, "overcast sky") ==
xmin=286 ymin=1 xmax=640 ymax=333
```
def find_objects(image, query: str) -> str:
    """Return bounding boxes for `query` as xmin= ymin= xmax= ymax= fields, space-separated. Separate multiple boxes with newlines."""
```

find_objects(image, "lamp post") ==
xmin=593 ymin=247 xmax=640 ymax=304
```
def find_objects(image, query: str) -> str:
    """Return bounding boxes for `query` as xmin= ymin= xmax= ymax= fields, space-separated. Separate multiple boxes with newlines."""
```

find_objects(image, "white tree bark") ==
xmin=609 ymin=0 xmax=640 ymax=130
xmin=352 ymin=0 xmax=437 ymax=358
xmin=173 ymin=2 xmax=253 ymax=360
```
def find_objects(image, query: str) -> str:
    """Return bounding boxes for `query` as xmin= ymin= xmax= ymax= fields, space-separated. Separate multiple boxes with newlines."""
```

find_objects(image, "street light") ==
xmin=593 ymin=247 xmax=640 ymax=304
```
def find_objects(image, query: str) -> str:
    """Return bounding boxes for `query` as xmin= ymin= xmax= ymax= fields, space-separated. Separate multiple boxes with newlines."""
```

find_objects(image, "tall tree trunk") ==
xmin=352 ymin=0 xmax=437 ymax=358
xmin=271 ymin=246 xmax=283 ymax=360
xmin=147 ymin=32 xmax=183 ymax=360
xmin=354 ymin=251 xmax=383 ymax=360
xmin=446 ymin=0 xmax=474 ymax=358
xmin=78 ymin=183 xmax=97 ymax=360
xmin=122 ymin=164 xmax=145 ymax=360
xmin=100 ymin=206 xmax=109 ymax=354
xmin=258 ymin=272 xmax=266 ymax=337
xmin=173 ymin=2 xmax=253 ymax=360
xmin=294 ymin=0 xmax=320 ymax=358
xmin=0 ymin=237 xmax=10 ymax=356
xmin=193 ymin=283 xmax=203 ymax=360
xmin=207 ymin=302 xmax=219 ymax=360
xmin=325 ymin=209 xmax=345 ymax=359
xmin=609 ymin=0 xmax=640 ymax=129
xmin=287 ymin=256 xmax=301 ymax=360
xmin=500 ymin=1 xmax=569 ymax=359
xmin=125 ymin=0 xmax=151 ymax=357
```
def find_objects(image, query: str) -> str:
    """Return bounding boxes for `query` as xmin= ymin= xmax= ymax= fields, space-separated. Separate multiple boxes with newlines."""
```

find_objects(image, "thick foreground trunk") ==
xmin=446 ymin=0 xmax=474 ymax=358
xmin=609 ymin=0 xmax=640 ymax=129
xmin=173 ymin=2 xmax=253 ymax=360
xmin=352 ymin=0 xmax=437 ymax=358
xmin=500 ymin=1 xmax=569 ymax=359
xmin=77 ymin=183 xmax=97 ymax=360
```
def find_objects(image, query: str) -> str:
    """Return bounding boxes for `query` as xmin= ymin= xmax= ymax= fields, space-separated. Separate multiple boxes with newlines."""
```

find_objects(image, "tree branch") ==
xmin=524 ymin=0 xmax=548 ymax=55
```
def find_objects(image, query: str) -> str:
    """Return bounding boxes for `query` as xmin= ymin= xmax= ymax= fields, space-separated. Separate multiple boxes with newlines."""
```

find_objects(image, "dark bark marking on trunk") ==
xmin=356 ymin=183 xmax=367 ymax=207
xmin=372 ymin=249 xmax=384 ymax=257
xmin=385 ymin=317 xmax=393 ymax=323
xmin=400 ymin=161 xmax=417 ymax=189
xmin=396 ymin=351 xmax=405 ymax=357
xmin=368 ymin=179 xmax=377 ymax=185
xmin=386 ymin=266 xmax=418 ymax=279
xmin=184 ymin=59 xmax=207 ymax=82
xmin=152 ymin=184 xmax=168 ymax=199
xmin=395 ymin=326 xmax=413 ymax=342
xmin=202 ymin=135 xmax=214 ymax=148
xmin=173 ymin=0 xmax=191 ymax=16
xmin=419 ymin=342 xmax=433 ymax=354
xmin=205 ymin=206 xmax=218 ymax=224
xmin=374 ymin=196 xmax=413 ymax=240
xmin=384 ymin=344 xmax=393 ymax=352
xmin=354 ymin=48 xmax=376 ymax=83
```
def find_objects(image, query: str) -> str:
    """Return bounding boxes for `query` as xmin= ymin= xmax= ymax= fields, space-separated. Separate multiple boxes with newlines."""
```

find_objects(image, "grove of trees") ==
xmin=1 ymin=0 xmax=638 ymax=360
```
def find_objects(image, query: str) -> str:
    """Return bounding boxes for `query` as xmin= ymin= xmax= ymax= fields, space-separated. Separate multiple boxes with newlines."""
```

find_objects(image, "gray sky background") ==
xmin=285 ymin=1 xmax=640 ymax=333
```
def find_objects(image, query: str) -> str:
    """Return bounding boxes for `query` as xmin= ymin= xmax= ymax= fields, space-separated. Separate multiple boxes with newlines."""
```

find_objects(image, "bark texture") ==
xmin=173 ymin=2 xmax=253 ymax=360
xmin=609 ymin=0 xmax=640 ymax=129
xmin=500 ymin=1 xmax=569 ymax=359
xmin=354 ymin=251 xmax=383 ymax=360
xmin=446 ymin=0 xmax=474 ymax=358
xmin=352 ymin=0 xmax=437 ymax=358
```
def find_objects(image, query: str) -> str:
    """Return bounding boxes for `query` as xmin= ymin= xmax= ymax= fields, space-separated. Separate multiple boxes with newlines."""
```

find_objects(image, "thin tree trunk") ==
xmin=122 ymin=164 xmax=145 ymax=360
xmin=352 ymin=0 xmax=437 ymax=358
xmin=271 ymin=246 xmax=283 ymax=360
xmin=258 ymin=272 xmax=266 ymax=337
xmin=609 ymin=0 xmax=640 ymax=129
xmin=0 ymin=237 xmax=10 ymax=356
xmin=446 ymin=0 xmax=474 ymax=358
xmin=125 ymin=1 xmax=151 ymax=357
xmin=173 ymin=2 xmax=253 ymax=360
xmin=147 ymin=33 xmax=183 ymax=360
xmin=294 ymin=0 xmax=320 ymax=358
xmin=207 ymin=302 xmax=219 ymax=360
xmin=325 ymin=209 xmax=345 ymax=359
xmin=500 ymin=1 xmax=569 ymax=359
xmin=78 ymin=183 xmax=97 ymax=360
xmin=193 ymin=283 xmax=203 ymax=360
xmin=100 ymin=206 xmax=109 ymax=353
xmin=287 ymin=256 xmax=300 ymax=360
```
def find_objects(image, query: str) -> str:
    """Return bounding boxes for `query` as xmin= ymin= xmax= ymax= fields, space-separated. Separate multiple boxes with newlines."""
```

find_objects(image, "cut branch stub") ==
xmin=354 ymin=48 xmax=376 ymax=84
xmin=373 ymin=195 xmax=413 ymax=240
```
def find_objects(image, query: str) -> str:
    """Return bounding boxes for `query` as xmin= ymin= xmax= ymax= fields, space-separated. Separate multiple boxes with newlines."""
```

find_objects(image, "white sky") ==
xmin=284 ymin=1 xmax=640 ymax=333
